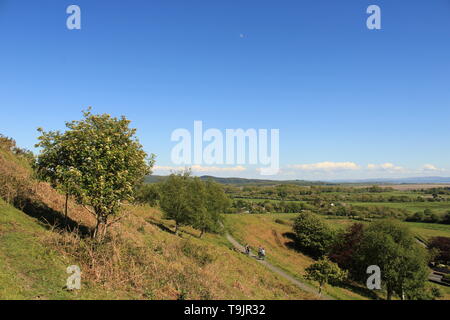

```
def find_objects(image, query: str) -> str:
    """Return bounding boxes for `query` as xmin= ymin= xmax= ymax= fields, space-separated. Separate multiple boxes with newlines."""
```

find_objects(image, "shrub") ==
xmin=429 ymin=237 xmax=450 ymax=265
xmin=292 ymin=211 xmax=334 ymax=258
xmin=305 ymin=257 xmax=347 ymax=295
xmin=329 ymin=223 xmax=364 ymax=272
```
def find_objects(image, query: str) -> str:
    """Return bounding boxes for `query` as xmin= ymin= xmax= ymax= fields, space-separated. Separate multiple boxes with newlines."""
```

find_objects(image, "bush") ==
xmin=329 ymin=223 xmax=364 ymax=272
xmin=443 ymin=274 xmax=450 ymax=283
xmin=135 ymin=183 xmax=160 ymax=206
xmin=292 ymin=211 xmax=334 ymax=258
xmin=429 ymin=237 xmax=450 ymax=265
xmin=305 ymin=257 xmax=347 ymax=295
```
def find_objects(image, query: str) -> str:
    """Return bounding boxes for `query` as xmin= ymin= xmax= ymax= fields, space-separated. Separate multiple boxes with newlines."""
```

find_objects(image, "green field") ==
xmin=349 ymin=201 xmax=450 ymax=214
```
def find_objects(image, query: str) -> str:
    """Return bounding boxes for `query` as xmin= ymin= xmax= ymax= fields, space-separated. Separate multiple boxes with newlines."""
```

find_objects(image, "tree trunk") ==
xmin=387 ymin=286 xmax=393 ymax=300
xmin=92 ymin=219 xmax=99 ymax=239
xmin=174 ymin=223 xmax=179 ymax=235
xmin=64 ymin=193 xmax=69 ymax=222
xmin=95 ymin=216 xmax=108 ymax=240
xmin=92 ymin=214 xmax=108 ymax=240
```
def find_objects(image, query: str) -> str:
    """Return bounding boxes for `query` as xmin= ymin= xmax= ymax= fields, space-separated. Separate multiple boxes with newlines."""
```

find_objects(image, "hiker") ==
xmin=244 ymin=244 xmax=250 ymax=256
xmin=260 ymin=247 xmax=266 ymax=261
xmin=257 ymin=246 xmax=263 ymax=260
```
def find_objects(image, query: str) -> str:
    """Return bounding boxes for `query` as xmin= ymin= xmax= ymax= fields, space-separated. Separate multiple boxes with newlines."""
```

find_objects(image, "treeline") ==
xmin=323 ymin=204 xmax=450 ymax=225
xmin=229 ymin=199 xmax=314 ymax=214
xmin=405 ymin=209 xmax=450 ymax=224
xmin=319 ymin=203 xmax=410 ymax=220
xmin=224 ymin=184 xmax=449 ymax=203
xmin=229 ymin=196 xmax=450 ymax=225
xmin=135 ymin=171 xmax=231 ymax=237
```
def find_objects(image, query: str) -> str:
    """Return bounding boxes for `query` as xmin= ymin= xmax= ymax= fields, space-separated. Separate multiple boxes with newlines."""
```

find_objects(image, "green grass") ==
xmin=402 ymin=222 xmax=450 ymax=242
xmin=349 ymin=201 xmax=450 ymax=214
xmin=0 ymin=197 xmax=316 ymax=300
xmin=321 ymin=215 xmax=450 ymax=241
xmin=0 ymin=199 xmax=76 ymax=299
xmin=0 ymin=199 xmax=138 ymax=300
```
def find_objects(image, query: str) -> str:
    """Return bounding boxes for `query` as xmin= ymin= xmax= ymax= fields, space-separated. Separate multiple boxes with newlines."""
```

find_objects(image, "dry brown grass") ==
xmin=0 ymin=141 xmax=96 ymax=232
xmin=0 ymin=150 xmax=35 ymax=209
xmin=41 ymin=206 xmax=316 ymax=299
xmin=0 ymin=138 xmax=317 ymax=300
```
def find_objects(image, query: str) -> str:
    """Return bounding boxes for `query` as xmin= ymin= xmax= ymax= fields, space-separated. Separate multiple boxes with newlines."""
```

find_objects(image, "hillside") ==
xmin=0 ymin=141 xmax=315 ymax=300
xmin=146 ymin=174 xmax=450 ymax=188
xmin=2 ymin=135 xmax=449 ymax=300
xmin=223 ymin=213 xmax=374 ymax=300
xmin=145 ymin=175 xmax=329 ymax=186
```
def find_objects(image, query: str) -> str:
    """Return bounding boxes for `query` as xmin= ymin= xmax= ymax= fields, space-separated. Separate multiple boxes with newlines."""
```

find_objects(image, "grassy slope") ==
xmin=0 ymin=198 xmax=317 ymax=300
xmin=0 ymin=143 xmax=319 ymax=300
xmin=0 ymin=198 xmax=115 ymax=299
xmin=223 ymin=213 xmax=375 ymax=300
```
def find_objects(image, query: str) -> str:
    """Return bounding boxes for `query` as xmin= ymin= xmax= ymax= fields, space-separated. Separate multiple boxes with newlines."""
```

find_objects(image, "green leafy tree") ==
xmin=159 ymin=171 xmax=199 ymax=235
xmin=305 ymin=257 xmax=347 ymax=295
xmin=353 ymin=219 xmax=429 ymax=300
xmin=34 ymin=129 xmax=78 ymax=220
xmin=195 ymin=180 xmax=231 ymax=237
xmin=293 ymin=211 xmax=334 ymax=258
xmin=159 ymin=173 xmax=231 ymax=237
xmin=35 ymin=109 xmax=154 ymax=239
xmin=442 ymin=211 xmax=450 ymax=225
xmin=329 ymin=223 xmax=364 ymax=272
xmin=429 ymin=236 xmax=450 ymax=265
xmin=135 ymin=183 xmax=160 ymax=207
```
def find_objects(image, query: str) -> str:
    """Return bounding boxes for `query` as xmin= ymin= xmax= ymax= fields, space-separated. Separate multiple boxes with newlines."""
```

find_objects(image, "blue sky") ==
xmin=0 ymin=0 xmax=449 ymax=180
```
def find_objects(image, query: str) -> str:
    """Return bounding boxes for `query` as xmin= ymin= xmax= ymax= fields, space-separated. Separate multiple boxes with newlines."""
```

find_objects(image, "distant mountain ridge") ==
xmin=144 ymin=175 xmax=329 ymax=186
xmin=145 ymin=175 xmax=450 ymax=186
xmin=329 ymin=176 xmax=450 ymax=184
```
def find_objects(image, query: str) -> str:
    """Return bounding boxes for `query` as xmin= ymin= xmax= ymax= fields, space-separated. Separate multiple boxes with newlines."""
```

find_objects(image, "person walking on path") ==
xmin=260 ymin=247 xmax=266 ymax=261
xmin=244 ymin=244 xmax=250 ymax=256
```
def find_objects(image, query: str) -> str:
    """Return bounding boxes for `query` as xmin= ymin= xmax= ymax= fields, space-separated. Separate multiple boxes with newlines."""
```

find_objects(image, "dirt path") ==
xmin=224 ymin=232 xmax=335 ymax=300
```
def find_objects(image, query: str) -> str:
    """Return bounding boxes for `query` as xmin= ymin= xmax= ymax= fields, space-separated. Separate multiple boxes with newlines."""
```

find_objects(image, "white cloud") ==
xmin=289 ymin=161 xmax=360 ymax=172
xmin=367 ymin=163 xmax=404 ymax=171
xmin=153 ymin=165 xmax=246 ymax=173
xmin=421 ymin=164 xmax=446 ymax=172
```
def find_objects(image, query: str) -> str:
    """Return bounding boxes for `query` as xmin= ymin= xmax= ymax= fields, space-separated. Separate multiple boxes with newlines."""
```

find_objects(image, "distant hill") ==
xmin=144 ymin=175 xmax=329 ymax=186
xmin=330 ymin=176 xmax=450 ymax=184
xmin=145 ymin=175 xmax=450 ymax=186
